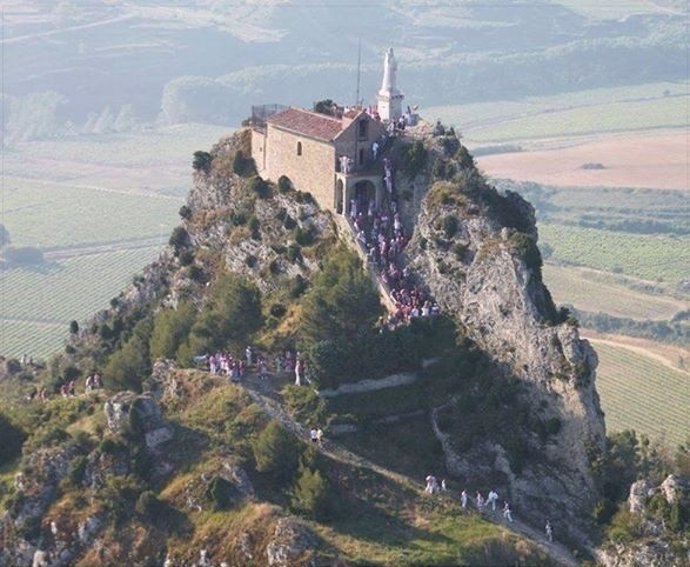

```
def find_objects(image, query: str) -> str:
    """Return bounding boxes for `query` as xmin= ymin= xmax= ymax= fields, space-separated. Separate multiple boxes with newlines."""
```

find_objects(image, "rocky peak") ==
xmin=400 ymin=138 xmax=605 ymax=536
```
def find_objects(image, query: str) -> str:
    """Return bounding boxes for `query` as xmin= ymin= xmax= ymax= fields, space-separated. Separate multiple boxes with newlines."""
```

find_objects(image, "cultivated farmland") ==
xmin=0 ymin=247 xmax=161 ymax=359
xmin=543 ymin=265 xmax=687 ymax=321
xmin=590 ymin=338 xmax=689 ymax=447
xmin=538 ymin=224 xmax=690 ymax=287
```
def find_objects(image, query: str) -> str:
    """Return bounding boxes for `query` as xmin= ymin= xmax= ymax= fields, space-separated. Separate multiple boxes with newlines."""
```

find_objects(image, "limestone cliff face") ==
xmin=404 ymin=144 xmax=605 ymax=533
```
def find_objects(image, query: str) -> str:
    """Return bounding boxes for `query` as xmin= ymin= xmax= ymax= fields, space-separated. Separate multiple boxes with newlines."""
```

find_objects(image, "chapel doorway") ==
xmin=335 ymin=179 xmax=344 ymax=214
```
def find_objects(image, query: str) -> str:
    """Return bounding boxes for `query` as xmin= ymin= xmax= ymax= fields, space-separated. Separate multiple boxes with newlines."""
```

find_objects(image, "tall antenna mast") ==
xmin=355 ymin=38 xmax=361 ymax=107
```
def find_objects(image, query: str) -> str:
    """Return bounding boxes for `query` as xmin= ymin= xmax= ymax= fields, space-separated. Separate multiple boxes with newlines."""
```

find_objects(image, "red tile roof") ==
xmin=267 ymin=107 xmax=343 ymax=142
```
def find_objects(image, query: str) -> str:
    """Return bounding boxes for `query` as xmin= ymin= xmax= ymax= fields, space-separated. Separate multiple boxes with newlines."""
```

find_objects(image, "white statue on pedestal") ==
xmin=377 ymin=47 xmax=404 ymax=122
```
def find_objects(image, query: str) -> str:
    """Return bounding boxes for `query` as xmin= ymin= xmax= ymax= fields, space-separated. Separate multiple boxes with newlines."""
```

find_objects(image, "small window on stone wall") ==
xmin=297 ymin=141 xmax=302 ymax=156
xmin=358 ymin=120 xmax=368 ymax=140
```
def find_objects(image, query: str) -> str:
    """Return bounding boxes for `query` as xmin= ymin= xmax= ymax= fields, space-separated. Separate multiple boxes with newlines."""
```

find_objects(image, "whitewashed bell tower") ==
xmin=377 ymin=47 xmax=404 ymax=122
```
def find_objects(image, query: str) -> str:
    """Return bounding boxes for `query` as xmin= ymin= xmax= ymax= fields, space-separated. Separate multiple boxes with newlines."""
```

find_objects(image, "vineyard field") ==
xmin=0 ymin=319 xmax=66 ymax=362
xmin=2 ymin=178 xmax=180 ymax=249
xmin=424 ymin=81 xmax=686 ymax=143
xmin=13 ymin=123 xmax=232 ymax=167
xmin=591 ymin=339 xmax=689 ymax=447
xmin=543 ymin=264 xmax=687 ymax=320
xmin=538 ymin=224 xmax=690 ymax=287
xmin=0 ymin=247 xmax=161 ymax=359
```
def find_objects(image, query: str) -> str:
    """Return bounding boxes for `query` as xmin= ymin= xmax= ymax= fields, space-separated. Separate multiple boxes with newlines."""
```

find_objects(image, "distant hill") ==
xmin=1 ymin=1 xmax=687 ymax=139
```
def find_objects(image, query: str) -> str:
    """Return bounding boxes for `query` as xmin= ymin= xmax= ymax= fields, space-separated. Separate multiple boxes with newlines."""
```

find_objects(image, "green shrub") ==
xmin=282 ymin=384 xmax=326 ymax=424
xmin=99 ymin=437 xmax=126 ymax=455
xmin=207 ymin=476 xmax=234 ymax=510
xmin=289 ymin=275 xmax=308 ymax=298
xmin=300 ymin=246 xmax=381 ymax=344
xmin=245 ymin=254 xmax=258 ymax=268
xmin=69 ymin=320 xmax=79 ymax=335
xmin=249 ymin=176 xmax=271 ymax=199
xmin=294 ymin=226 xmax=315 ymax=246
xmin=0 ymin=414 xmax=25 ymax=465
xmin=278 ymin=175 xmax=292 ymax=193
xmin=232 ymin=150 xmax=256 ymax=177
xmin=252 ymin=420 xmax=298 ymax=482
xmin=192 ymin=150 xmax=212 ymax=173
xmin=179 ymin=205 xmax=192 ymax=220
xmin=178 ymin=249 xmax=195 ymax=266
xmin=103 ymin=318 xmax=153 ymax=392
xmin=442 ymin=215 xmax=459 ymax=239
xmin=69 ymin=455 xmax=88 ymax=485
xmin=248 ymin=216 xmax=261 ymax=240
xmin=286 ymin=244 xmax=301 ymax=263
xmin=291 ymin=461 xmax=330 ymax=520
xmin=178 ymin=275 xmax=262 ymax=363
xmin=270 ymin=303 xmax=287 ymax=318
xmin=150 ymin=301 xmax=197 ymax=362
xmin=135 ymin=490 xmax=161 ymax=519
xmin=169 ymin=226 xmax=190 ymax=256
xmin=283 ymin=215 xmax=297 ymax=230
xmin=402 ymin=140 xmax=428 ymax=177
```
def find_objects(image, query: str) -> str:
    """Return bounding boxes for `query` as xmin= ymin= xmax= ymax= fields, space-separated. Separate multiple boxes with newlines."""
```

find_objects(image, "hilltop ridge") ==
xmin=0 ymin=125 xmax=659 ymax=567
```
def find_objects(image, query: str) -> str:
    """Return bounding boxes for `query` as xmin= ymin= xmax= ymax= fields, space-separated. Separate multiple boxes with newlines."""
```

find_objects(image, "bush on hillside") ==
xmin=300 ymin=247 xmax=381 ymax=345
xmin=192 ymin=150 xmax=213 ymax=173
xmin=252 ymin=420 xmax=299 ymax=482
xmin=207 ymin=476 xmax=235 ymax=510
xmin=402 ymin=140 xmax=428 ymax=177
xmin=169 ymin=226 xmax=190 ymax=256
xmin=0 ymin=414 xmax=25 ymax=466
xmin=249 ymin=176 xmax=271 ymax=199
xmin=291 ymin=461 xmax=330 ymax=520
xmin=103 ymin=318 xmax=153 ymax=392
xmin=178 ymin=205 xmax=192 ymax=220
xmin=177 ymin=275 xmax=262 ymax=364
xmin=232 ymin=150 xmax=256 ymax=177
xmin=278 ymin=175 xmax=292 ymax=193
xmin=149 ymin=301 xmax=197 ymax=362
xmin=135 ymin=490 xmax=162 ymax=519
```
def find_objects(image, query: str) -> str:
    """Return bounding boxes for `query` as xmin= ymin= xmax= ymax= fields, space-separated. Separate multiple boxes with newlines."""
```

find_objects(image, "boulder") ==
xmin=265 ymin=518 xmax=316 ymax=567
xmin=629 ymin=479 xmax=652 ymax=514
xmin=104 ymin=391 xmax=173 ymax=451
xmin=660 ymin=474 xmax=682 ymax=505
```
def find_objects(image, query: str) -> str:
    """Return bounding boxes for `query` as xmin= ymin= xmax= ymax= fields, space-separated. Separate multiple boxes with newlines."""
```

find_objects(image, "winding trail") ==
xmin=235 ymin=372 xmax=582 ymax=567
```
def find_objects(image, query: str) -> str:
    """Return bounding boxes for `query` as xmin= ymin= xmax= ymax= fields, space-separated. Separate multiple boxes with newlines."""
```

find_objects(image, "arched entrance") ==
xmin=335 ymin=179 xmax=344 ymax=214
xmin=354 ymin=180 xmax=376 ymax=212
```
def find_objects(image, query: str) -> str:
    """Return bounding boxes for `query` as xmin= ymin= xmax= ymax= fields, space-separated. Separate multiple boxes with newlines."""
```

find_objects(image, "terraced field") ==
xmin=590 ymin=339 xmax=689 ymax=447
xmin=0 ymin=247 xmax=161 ymax=359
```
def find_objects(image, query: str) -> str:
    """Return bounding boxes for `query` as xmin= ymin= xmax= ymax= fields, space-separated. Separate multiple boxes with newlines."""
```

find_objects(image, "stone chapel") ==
xmin=251 ymin=48 xmax=407 ymax=215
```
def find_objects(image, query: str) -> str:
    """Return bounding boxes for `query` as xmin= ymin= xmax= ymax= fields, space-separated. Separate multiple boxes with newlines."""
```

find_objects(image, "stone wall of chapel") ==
xmin=264 ymin=125 xmax=336 ymax=212
xmin=335 ymin=116 xmax=387 ymax=168
xmin=251 ymin=129 xmax=268 ymax=173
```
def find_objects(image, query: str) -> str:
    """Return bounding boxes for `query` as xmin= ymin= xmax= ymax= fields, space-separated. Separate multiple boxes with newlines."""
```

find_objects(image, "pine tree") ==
xmin=291 ymin=460 xmax=330 ymax=520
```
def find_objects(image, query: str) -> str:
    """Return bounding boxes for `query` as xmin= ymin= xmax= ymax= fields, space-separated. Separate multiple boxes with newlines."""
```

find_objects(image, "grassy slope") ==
xmin=590 ymin=339 xmax=690 ymax=447
xmin=0 ymin=374 xmax=547 ymax=566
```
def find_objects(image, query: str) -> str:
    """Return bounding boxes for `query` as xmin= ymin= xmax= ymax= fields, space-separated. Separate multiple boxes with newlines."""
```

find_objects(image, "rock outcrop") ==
xmin=404 ymin=141 xmax=605 ymax=537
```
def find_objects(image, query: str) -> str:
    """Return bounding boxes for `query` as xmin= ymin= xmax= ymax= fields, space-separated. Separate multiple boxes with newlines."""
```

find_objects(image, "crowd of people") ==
xmin=202 ymin=346 xmax=308 ymax=387
xmin=348 ymin=153 xmax=440 ymax=328
xmin=427 ymin=480 xmax=557 ymax=542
